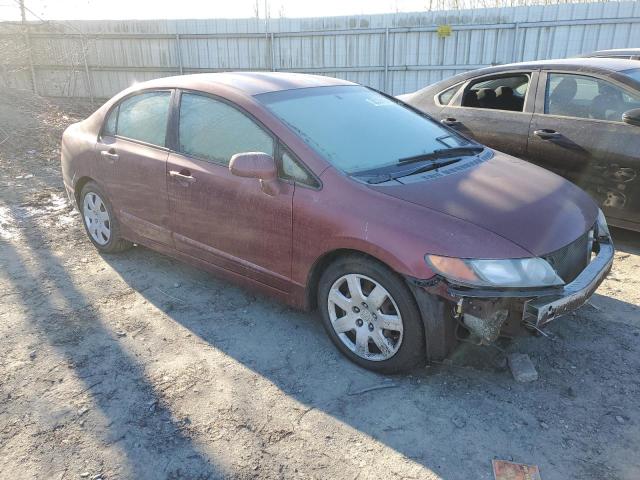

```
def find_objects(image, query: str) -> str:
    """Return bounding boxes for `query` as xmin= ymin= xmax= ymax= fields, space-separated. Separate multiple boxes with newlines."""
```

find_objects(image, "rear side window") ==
xmin=461 ymin=74 xmax=530 ymax=112
xmin=114 ymin=91 xmax=171 ymax=147
xmin=178 ymin=93 xmax=274 ymax=165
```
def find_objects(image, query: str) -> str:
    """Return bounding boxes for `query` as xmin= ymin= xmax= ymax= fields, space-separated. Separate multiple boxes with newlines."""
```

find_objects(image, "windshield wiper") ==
xmin=397 ymin=146 xmax=484 ymax=165
xmin=366 ymin=158 xmax=462 ymax=184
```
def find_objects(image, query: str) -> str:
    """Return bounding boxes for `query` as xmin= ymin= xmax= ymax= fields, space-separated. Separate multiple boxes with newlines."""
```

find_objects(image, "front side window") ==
xmin=115 ymin=91 xmax=171 ymax=147
xmin=545 ymin=73 xmax=640 ymax=121
xmin=461 ymin=74 xmax=530 ymax=112
xmin=178 ymin=93 xmax=274 ymax=165
xmin=256 ymin=86 xmax=470 ymax=174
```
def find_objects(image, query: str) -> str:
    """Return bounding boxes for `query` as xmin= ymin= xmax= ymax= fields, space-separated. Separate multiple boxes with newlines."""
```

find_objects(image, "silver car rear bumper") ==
xmin=524 ymin=242 xmax=614 ymax=326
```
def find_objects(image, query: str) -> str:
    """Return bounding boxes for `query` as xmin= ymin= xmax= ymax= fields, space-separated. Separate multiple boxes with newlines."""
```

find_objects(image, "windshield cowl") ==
xmin=352 ymin=146 xmax=486 ymax=184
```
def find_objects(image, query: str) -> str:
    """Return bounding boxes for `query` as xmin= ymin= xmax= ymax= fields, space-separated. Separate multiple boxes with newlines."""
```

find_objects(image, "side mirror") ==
xmin=622 ymin=108 xmax=640 ymax=127
xmin=229 ymin=152 xmax=280 ymax=196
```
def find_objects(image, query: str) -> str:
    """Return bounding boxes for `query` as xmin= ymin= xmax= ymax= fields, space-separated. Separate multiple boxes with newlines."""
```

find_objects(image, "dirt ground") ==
xmin=0 ymin=89 xmax=639 ymax=480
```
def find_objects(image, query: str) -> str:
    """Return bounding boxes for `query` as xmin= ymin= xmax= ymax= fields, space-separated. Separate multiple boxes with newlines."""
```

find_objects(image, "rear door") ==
xmin=527 ymin=71 xmax=640 ymax=228
xmin=440 ymin=70 xmax=539 ymax=158
xmin=96 ymin=90 xmax=173 ymax=245
xmin=167 ymin=91 xmax=294 ymax=291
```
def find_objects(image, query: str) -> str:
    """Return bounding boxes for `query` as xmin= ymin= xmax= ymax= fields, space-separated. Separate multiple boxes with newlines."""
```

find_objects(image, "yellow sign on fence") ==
xmin=437 ymin=24 xmax=452 ymax=38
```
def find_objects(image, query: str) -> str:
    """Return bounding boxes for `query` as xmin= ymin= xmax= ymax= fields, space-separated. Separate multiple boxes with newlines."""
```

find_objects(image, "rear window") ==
xmin=107 ymin=91 xmax=171 ymax=147
xmin=623 ymin=68 xmax=640 ymax=84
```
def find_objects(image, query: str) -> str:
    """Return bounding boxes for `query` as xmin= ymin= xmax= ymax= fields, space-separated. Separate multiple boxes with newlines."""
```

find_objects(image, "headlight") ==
xmin=425 ymin=255 xmax=564 ymax=288
xmin=596 ymin=208 xmax=610 ymax=239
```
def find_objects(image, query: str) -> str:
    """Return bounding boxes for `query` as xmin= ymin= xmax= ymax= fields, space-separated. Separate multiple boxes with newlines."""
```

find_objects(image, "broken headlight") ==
xmin=425 ymin=255 xmax=564 ymax=288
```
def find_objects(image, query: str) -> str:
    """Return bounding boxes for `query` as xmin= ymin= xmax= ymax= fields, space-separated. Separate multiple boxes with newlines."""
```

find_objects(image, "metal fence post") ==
xmin=513 ymin=22 xmax=520 ymax=62
xmin=19 ymin=0 xmax=38 ymax=95
xmin=270 ymin=32 xmax=276 ymax=71
xmin=176 ymin=33 xmax=184 ymax=75
xmin=80 ymin=37 xmax=94 ymax=105
xmin=383 ymin=27 xmax=389 ymax=93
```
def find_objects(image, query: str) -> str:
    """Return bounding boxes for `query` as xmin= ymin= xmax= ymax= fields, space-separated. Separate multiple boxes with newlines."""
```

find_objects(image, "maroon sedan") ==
xmin=61 ymin=72 xmax=614 ymax=373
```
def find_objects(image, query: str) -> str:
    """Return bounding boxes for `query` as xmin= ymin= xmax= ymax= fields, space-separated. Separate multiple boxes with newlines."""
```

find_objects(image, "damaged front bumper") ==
xmin=415 ymin=239 xmax=614 ymax=344
xmin=523 ymin=242 xmax=614 ymax=326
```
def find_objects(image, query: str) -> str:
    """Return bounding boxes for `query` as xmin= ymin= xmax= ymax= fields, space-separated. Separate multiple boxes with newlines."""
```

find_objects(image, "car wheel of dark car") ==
xmin=80 ymin=181 xmax=131 ymax=253
xmin=318 ymin=255 xmax=425 ymax=373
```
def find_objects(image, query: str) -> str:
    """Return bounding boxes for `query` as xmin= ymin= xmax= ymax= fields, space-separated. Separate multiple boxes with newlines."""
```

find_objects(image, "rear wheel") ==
xmin=318 ymin=256 xmax=425 ymax=373
xmin=79 ymin=181 xmax=131 ymax=253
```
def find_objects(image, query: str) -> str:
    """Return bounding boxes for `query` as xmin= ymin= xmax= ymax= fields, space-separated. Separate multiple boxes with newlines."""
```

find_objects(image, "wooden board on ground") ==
xmin=492 ymin=459 xmax=542 ymax=480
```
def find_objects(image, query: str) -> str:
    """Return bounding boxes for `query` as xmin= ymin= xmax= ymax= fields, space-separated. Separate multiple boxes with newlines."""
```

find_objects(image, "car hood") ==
xmin=369 ymin=151 xmax=598 ymax=256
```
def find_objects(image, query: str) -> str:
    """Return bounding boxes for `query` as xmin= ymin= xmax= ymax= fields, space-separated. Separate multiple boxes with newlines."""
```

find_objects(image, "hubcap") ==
xmin=83 ymin=192 xmax=111 ymax=245
xmin=327 ymin=274 xmax=404 ymax=361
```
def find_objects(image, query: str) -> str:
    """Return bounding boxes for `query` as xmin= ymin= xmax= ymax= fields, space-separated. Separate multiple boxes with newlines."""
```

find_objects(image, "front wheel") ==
xmin=317 ymin=256 xmax=425 ymax=373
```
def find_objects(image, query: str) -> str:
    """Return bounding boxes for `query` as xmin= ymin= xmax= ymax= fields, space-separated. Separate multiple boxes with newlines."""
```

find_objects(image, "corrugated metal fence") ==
xmin=1 ymin=1 xmax=639 ymax=99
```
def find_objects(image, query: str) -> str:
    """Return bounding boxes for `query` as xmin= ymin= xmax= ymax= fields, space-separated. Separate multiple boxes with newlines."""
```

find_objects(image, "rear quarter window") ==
xmin=437 ymin=84 xmax=462 ymax=105
xmin=103 ymin=106 xmax=117 ymax=136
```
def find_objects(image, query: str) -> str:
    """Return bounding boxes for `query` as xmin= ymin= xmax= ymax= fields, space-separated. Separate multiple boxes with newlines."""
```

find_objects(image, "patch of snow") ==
xmin=0 ymin=205 xmax=18 ymax=240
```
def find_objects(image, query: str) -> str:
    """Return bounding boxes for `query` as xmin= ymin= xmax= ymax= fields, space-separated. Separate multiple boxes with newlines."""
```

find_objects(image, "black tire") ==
xmin=79 ymin=181 xmax=131 ymax=254
xmin=317 ymin=255 xmax=425 ymax=374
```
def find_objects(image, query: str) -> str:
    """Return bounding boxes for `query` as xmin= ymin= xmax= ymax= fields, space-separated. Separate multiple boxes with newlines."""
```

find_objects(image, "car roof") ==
xmin=126 ymin=71 xmax=357 ymax=97
xmin=492 ymin=57 xmax=640 ymax=72
xmin=405 ymin=56 xmax=640 ymax=100
xmin=583 ymin=48 xmax=640 ymax=56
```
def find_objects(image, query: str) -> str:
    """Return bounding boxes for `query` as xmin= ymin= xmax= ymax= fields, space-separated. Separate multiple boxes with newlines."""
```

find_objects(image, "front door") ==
xmin=528 ymin=71 xmax=640 ymax=228
xmin=167 ymin=91 xmax=294 ymax=291
xmin=96 ymin=90 xmax=173 ymax=245
xmin=440 ymin=71 xmax=538 ymax=158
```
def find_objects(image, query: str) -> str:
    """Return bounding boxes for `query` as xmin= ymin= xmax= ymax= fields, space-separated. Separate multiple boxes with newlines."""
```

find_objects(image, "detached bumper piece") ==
xmin=524 ymin=242 xmax=614 ymax=326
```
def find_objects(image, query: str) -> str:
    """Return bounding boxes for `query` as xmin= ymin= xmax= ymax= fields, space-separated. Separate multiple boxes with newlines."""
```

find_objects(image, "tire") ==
xmin=79 ymin=181 xmax=131 ymax=253
xmin=317 ymin=255 xmax=425 ymax=373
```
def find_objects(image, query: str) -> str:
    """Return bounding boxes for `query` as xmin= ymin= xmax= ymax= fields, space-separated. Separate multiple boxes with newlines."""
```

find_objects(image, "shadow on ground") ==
xmin=1 ymin=200 xmax=221 ymax=478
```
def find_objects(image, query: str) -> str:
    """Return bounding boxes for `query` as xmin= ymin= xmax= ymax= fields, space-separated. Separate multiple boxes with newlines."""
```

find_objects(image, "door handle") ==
xmin=169 ymin=169 xmax=197 ymax=184
xmin=534 ymin=129 xmax=561 ymax=140
xmin=100 ymin=149 xmax=119 ymax=161
xmin=441 ymin=117 xmax=460 ymax=126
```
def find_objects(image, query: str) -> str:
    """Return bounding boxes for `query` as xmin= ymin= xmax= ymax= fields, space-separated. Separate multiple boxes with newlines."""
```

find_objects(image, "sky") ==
xmin=0 ymin=0 xmax=435 ymax=21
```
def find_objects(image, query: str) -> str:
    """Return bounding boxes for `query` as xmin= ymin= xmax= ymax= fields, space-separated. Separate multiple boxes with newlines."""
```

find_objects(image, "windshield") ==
xmin=623 ymin=68 xmax=640 ymax=84
xmin=256 ymin=85 xmax=472 ymax=174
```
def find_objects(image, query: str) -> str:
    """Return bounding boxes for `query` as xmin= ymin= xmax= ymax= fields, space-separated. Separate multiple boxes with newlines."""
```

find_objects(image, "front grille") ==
xmin=542 ymin=231 xmax=591 ymax=283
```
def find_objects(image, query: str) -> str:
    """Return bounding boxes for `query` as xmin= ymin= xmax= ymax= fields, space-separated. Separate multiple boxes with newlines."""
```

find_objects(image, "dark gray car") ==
xmin=400 ymin=58 xmax=640 ymax=232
